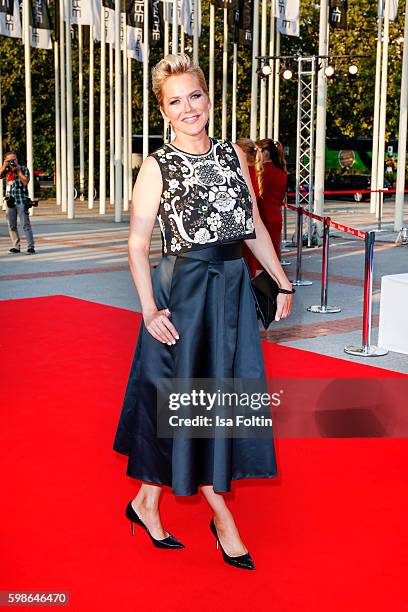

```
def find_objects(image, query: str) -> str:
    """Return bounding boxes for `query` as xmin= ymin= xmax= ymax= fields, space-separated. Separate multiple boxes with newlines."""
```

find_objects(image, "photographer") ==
xmin=0 ymin=151 xmax=36 ymax=254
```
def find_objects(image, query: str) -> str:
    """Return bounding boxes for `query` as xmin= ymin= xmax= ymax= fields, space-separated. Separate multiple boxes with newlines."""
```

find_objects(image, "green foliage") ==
xmin=0 ymin=0 xmax=405 ymax=172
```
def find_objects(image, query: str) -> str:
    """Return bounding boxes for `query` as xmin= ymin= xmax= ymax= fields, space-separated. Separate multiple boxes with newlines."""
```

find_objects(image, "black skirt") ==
xmin=113 ymin=241 xmax=278 ymax=496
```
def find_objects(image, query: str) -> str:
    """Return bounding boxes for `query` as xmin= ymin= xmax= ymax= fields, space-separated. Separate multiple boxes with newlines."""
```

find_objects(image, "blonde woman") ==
xmin=113 ymin=54 xmax=293 ymax=570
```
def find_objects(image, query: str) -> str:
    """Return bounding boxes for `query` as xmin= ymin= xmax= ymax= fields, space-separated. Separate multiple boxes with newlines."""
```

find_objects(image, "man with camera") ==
xmin=0 ymin=151 xmax=36 ymax=254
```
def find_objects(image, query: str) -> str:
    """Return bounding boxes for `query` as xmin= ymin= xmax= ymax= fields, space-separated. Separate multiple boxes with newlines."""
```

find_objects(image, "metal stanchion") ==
xmin=307 ymin=217 xmax=341 ymax=313
xmin=345 ymin=231 xmax=388 ymax=357
xmin=291 ymin=205 xmax=312 ymax=287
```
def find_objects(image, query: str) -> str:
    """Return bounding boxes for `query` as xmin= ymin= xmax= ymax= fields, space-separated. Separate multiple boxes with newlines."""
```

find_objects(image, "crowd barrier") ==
xmin=283 ymin=201 xmax=389 ymax=358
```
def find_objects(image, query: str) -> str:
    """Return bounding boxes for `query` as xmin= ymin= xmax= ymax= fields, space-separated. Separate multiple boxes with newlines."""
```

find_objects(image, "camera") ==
xmin=5 ymin=159 xmax=17 ymax=172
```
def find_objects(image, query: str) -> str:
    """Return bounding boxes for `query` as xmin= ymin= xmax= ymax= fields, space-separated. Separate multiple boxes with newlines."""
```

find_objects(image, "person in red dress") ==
xmin=255 ymin=139 xmax=287 ymax=263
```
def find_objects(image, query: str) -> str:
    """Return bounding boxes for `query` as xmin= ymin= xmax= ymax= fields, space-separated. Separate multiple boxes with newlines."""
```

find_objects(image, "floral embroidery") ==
xmin=150 ymin=138 xmax=256 ymax=253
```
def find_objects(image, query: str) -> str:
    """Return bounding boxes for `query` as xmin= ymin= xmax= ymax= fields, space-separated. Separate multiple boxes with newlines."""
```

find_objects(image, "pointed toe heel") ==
xmin=210 ymin=518 xmax=255 ymax=570
xmin=125 ymin=502 xmax=185 ymax=549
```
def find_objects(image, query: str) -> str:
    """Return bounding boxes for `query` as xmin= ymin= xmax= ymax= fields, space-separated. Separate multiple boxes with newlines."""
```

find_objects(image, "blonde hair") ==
xmin=151 ymin=53 xmax=209 ymax=107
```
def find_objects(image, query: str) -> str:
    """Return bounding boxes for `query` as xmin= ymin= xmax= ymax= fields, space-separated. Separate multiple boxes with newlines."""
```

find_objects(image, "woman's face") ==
xmin=160 ymin=72 xmax=211 ymax=138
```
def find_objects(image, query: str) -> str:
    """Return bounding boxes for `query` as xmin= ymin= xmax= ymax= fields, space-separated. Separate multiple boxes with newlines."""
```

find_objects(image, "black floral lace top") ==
xmin=149 ymin=137 xmax=256 ymax=255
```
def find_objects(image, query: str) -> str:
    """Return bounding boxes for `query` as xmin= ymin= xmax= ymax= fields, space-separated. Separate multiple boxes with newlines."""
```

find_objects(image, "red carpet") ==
xmin=1 ymin=295 xmax=407 ymax=612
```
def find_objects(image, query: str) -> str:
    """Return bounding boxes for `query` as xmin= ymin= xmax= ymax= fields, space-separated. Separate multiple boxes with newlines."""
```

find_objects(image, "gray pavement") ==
xmin=1 ymin=197 xmax=407 ymax=373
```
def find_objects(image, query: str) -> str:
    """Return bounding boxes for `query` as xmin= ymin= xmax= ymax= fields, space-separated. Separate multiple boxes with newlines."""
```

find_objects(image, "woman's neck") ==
xmin=171 ymin=133 xmax=211 ymax=155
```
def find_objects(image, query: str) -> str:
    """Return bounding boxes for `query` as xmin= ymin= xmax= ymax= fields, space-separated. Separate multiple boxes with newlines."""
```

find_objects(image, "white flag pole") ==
xmin=65 ymin=0 xmax=75 ymax=218
xmin=180 ymin=22 xmax=185 ymax=53
xmin=193 ymin=0 xmax=199 ymax=64
xmin=59 ymin=0 xmax=67 ymax=212
xmin=250 ymin=0 xmax=260 ymax=141
xmin=163 ymin=1 xmax=169 ymax=141
xmin=267 ymin=0 xmax=274 ymax=138
xmin=232 ymin=41 xmax=237 ymax=142
xmin=54 ymin=40 xmax=61 ymax=207
xmin=23 ymin=0 xmax=34 ymax=204
xmin=313 ymin=0 xmax=329 ymax=219
xmin=172 ymin=0 xmax=178 ymax=52
xmin=114 ymin=0 xmax=122 ymax=221
xmin=208 ymin=0 xmax=215 ymax=137
xmin=259 ymin=0 xmax=267 ymax=139
xmin=143 ymin=0 xmax=149 ymax=160
xmin=122 ymin=16 xmax=128 ymax=211
xmin=221 ymin=7 xmax=227 ymax=139
xmin=99 ymin=16 xmax=107 ymax=214
xmin=376 ymin=0 xmax=390 ymax=219
xmin=272 ymin=29 xmax=280 ymax=141
xmin=88 ymin=27 xmax=95 ymax=209
xmin=394 ymin=0 xmax=408 ymax=231
xmin=128 ymin=57 xmax=132 ymax=200
xmin=79 ymin=25 xmax=85 ymax=200
xmin=109 ymin=42 xmax=114 ymax=205
xmin=0 ymin=70 xmax=4 ymax=210
xmin=370 ymin=14 xmax=383 ymax=214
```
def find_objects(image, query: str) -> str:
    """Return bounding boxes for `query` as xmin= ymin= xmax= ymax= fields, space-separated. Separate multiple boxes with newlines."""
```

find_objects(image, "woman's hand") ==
xmin=275 ymin=293 xmax=292 ymax=322
xmin=143 ymin=308 xmax=180 ymax=345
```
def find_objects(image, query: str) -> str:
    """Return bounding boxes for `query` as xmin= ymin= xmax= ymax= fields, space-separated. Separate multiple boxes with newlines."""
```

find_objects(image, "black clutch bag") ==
xmin=250 ymin=271 xmax=280 ymax=329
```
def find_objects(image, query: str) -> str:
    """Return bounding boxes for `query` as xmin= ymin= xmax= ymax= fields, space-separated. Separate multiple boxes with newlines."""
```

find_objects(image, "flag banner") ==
xmin=102 ymin=0 xmax=115 ymax=44
xmin=125 ymin=0 xmax=144 ymax=61
xmin=277 ymin=17 xmax=299 ymax=36
xmin=180 ymin=0 xmax=201 ymax=36
xmin=329 ymin=0 xmax=347 ymax=29
xmin=275 ymin=0 xmax=299 ymax=21
xmin=165 ymin=0 xmax=180 ymax=25
xmin=149 ymin=0 xmax=163 ymax=47
xmin=212 ymin=0 xmax=238 ymax=9
xmin=70 ymin=0 xmax=101 ymax=38
xmin=378 ymin=0 xmax=398 ymax=21
xmin=0 ymin=0 xmax=21 ymax=38
xmin=29 ymin=0 xmax=53 ymax=49
xmin=0 ymin=0 xmax=13 ymax=16
xmin=231 ymin=0 xmax=252 ymax=48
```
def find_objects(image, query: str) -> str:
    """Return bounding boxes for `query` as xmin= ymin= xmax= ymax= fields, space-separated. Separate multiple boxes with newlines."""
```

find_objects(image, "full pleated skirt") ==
xmin=113 ymin=243 xmax=278 ymax=496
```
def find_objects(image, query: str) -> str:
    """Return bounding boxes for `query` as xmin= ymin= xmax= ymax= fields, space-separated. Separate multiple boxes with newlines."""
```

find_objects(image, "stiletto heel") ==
xmin=209 ymin=518 xmax=255 ymax=570
xmin=125 ymin=502 xmax=185 ymax=549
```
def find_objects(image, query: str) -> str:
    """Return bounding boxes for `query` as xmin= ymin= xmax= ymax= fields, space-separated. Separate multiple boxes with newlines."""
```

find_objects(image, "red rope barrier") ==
xmin=283 ymin=202 xmax=367 ymax=239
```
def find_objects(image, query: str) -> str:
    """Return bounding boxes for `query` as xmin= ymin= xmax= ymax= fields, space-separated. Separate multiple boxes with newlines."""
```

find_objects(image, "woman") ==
xmin=236 ymin=138 xmax=261 ymax=278
xmin=113 ymin=54 xmax=293 ymax=570
xmin=255 ymin=139 xmax=288 ymax=261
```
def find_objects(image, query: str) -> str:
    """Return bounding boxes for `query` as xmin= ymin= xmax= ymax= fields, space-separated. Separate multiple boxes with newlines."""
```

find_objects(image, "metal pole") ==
xmin=163 ymin=1 xmax=169 ymax=141
xmin=109 ymin=42 xmax=114 ymax=206
xmin=128 ymin=57 xmax=132 ymax=200
xmin=272 ymin=30 xmax=280 ymax=141
xmin=291 ymin=205 xmax=312 ymax=286
xmin=114 ymin=0 xmax=122 ymax=221
xmin=99 ymin=18 xmax=107 ymax=215
xmin=0 ymin=69 xmax=4 ymax=210
xmin=345 ymin=231 xmax=388 ymax=356
xmin=88 ymin=28 xmax=95 ymax=209
xmin=222 ymin=7 xmax=228 ymax=139
xmin=313 ymin=0 xmax=329 ymax=221
xmin=394 ymin=0 xmax=408 ymax=231
xmin=378 ymin=189 xmax=383 ymax=231
xmin=307 ymin=217 xmax=340 ymax=313
xmin=66 ymin=0 xmax=75 ymax=219
xmin=267 ymin=0 xmax=274 ymax=138
xmin=23 ymin=0 xmax=34 ymax=203
xmin=79 ymin=25 xmax=85 ymax=201
xmin=208 ymin=1 xmax=215 ymax=137
xmin=172 ymin=0 xmax=178 ymax=53
xmin=59 ymin=0 xmax=67 ymax=212
xmin=370 ymin=15 xmax=383 ymax=214
xmin=231 ymin=42 xmax=237 ymax=142
xmin=376 ymin=0 xmax=390 ymax=219
xmin=250 ymin=0 xmax=260 ymax=141
xmin=259 ymin=0 xmax=267 ymax=139
xmin=143 ymin=0 xmax=149 ymax=160
xmin=54 ymin=41 xmax=61 ymax=207
xmin=193 ymin=0 xmax=199 ymax=64
xmin=122 ymin=18 xmax=128 ymax=212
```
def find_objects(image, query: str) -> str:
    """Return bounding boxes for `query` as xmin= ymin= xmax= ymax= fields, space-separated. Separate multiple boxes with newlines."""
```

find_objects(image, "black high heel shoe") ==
xmin=125 ymin=502 xmax=185 ymax=549
xmin=209 ymin=518 xmax=255 ymax=570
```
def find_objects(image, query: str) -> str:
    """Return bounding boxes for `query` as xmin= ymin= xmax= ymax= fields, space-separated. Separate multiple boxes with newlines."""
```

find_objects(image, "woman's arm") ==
xmin=128 ymin=156 xmax=179 ymax=344
xmin=232 ymin=143 xmax=292 ymax=320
